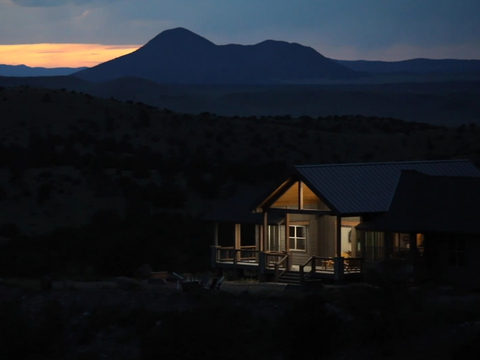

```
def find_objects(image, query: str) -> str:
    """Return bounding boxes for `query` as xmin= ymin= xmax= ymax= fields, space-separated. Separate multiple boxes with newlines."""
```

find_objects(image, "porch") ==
xmin=211 ymin=246 xmax=363 ymax=284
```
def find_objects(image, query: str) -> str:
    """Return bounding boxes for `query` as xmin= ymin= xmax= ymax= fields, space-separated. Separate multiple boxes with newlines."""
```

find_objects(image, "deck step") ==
xmin=278 ymin=271 xmax=301 ymax=285
xmin=278 ymin=271 xmax=325 ymax=287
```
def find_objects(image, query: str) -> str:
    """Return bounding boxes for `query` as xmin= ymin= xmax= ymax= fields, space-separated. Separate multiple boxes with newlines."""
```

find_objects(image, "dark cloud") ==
xmin=11 ymin=0 xmax=117 ymax=7
xmin=3 ymin=0 xmax=480 ymax=60
xmin=12 ymin=0 xmax=76 ymax=6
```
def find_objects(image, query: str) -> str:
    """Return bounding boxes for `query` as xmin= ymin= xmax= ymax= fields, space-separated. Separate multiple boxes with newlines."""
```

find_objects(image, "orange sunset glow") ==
xmin=0 ymin=43 xmax=140 ymax=68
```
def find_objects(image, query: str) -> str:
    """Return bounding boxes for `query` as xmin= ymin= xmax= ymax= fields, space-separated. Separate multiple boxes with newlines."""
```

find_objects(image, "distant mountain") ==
xmin=0 ymin=64 xmax=87 ymax=77
xmin=73 ymin=27 xmax=360 ymax=84
xmin=335 ymin=58 xmax=480 ymax=74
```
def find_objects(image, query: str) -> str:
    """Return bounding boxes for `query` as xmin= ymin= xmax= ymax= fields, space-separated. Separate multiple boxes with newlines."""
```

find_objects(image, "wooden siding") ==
xmin=253 ymin=214 xmax=351 ymax=265
xmin=288 ymin=213 xmax=319 ymax=265
xmin=318 ymin=215 xmax=336 ymax=257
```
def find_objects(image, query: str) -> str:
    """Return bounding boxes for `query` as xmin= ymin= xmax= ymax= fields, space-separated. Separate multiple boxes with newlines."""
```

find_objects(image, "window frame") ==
xmin=289 ymin=223 xmax=308 ymax=252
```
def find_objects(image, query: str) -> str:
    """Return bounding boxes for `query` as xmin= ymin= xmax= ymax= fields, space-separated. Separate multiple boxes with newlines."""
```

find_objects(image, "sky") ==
xmin=1 ymin=0 xmax=479 ymax=68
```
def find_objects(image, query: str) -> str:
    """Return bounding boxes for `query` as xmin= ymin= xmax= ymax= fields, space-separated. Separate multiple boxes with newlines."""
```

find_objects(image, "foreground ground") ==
xmin=1 ymin=278 xmax=480 ymax=360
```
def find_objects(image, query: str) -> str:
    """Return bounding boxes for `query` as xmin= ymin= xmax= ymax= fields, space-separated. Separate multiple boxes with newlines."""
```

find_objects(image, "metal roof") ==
xmin=357 ymin=171 xmax=480 ymax=234
xmin=203 ymin=185 xmax=284 ymax=224
xmin=295 ymin=160 xmax=480 ymax=215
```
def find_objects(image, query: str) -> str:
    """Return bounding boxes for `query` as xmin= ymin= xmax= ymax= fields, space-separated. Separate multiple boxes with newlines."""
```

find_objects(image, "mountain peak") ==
xmin=143 ymin=27 xmax=215 ymax=49
xmin=74 ymin=27 xmax=359 ymax=84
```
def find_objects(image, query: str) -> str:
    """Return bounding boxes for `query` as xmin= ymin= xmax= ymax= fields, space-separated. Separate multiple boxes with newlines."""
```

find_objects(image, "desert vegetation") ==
xmin=1 ymin=85 xmax=480 ymax=359
xmin=1 ymin=85 xmax=480 ymax=279
xmin=2 ymin=276 xmax=480 ymax=360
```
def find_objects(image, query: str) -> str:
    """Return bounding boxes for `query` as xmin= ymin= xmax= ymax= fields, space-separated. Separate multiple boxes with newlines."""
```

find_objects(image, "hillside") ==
xmin=73 ymin=28 xmax=359 ymax=84
xmin=1 ymin=85 xmax=480 ymax=234
xmin=336 ymin=58 xmax=480 ymax=75
xmin=2 ymin=77 xmax=480 ymax=127
xmin=1 ymin=86 xmax=480 ymax=277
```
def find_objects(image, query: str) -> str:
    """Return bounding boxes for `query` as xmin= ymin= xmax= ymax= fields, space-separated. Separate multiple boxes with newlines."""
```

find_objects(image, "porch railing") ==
xmin=265 ymin=252 xmax=289 ymax=269
xmin=344 ymin=257 xmax=363 ymax=274
xmin=299 ymin=256 xmax=328 ymax=286
xmin=213 ymin=246 xmax=258 ymax=265
xmin=268 ymin=252 xmax=290 ymax=282
xmin=299 ymin=256 xmax=363 ymax=285
xmin=211 ymin=247 xmax=291 ymax=277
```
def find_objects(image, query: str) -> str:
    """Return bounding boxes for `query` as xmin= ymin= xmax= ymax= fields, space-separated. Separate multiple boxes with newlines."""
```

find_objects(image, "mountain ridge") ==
xmin=73 ymin=27 xmax=360 ymax=84
xmin=336 ymin=58 xmax=480 ymax=74
xmin=0 ymin=64 xmax=87 ymax=77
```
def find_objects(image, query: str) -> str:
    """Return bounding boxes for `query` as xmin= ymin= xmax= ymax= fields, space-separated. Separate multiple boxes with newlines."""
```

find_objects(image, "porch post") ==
xmin=336 ymin=216 xmax=342 ymax=257
xmin=235 ymin=224 xmax=241 ymax=262
xmin=262 ymin=211 xmax=268 ymax=252
xmin=214 ymin=222 xmax=219 ymax=247
xmin=212 ymin=223 xmax=219 ymax=268
xmin=285 ymin=213 xmax=290 ymax=252
xmin=285 ymin=213 xmax=291 ymax=271
xmin=334 ymin=215 xmax=344 ymax=282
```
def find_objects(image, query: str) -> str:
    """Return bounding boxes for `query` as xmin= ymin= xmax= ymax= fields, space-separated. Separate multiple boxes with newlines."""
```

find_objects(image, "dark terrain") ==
xmin=0 ymin=86 xmax=480 ymax=359
xmin=2 ymin=277 xmax=480 ymax=360
xmin=1 ymin=28 xmax=480 ymax=359
xmin=1 ymin=85 xmax=480 ymax=277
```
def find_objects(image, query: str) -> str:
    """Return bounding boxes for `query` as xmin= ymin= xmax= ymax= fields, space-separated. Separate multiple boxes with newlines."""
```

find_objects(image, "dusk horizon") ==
xmin=1 ymin=0 xmax=479 ymax=68
xmin=3 ymin=28 xmax=480 ymax=69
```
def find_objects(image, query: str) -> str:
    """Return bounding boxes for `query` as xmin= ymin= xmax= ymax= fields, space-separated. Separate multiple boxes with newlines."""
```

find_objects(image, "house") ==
xmin=207 ymin=160 xmax=480 ymax=286
xmin=358 ymin=169 xmax=480 ymax=287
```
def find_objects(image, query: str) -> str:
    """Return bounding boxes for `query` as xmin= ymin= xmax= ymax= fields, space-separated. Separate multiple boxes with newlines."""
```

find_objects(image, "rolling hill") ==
xmin=335 ymin=58 xmax=480 ymax=75
xmin=0 ymin=64 xmax=87 ymax=77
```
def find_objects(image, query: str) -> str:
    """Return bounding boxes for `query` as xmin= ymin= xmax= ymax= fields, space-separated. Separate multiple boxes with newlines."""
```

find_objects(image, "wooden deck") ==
xmin=212 ymin=246 xmax=363 ymax=282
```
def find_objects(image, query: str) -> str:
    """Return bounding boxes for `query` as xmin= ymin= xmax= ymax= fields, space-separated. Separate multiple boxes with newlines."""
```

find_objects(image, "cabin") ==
xmin=206 ymin=160 xmax=480 ymax=286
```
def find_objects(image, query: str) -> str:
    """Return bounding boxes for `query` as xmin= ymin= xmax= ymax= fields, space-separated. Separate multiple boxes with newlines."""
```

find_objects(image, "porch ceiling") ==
xmin=272 ymin=182 xmax=329 ymax=208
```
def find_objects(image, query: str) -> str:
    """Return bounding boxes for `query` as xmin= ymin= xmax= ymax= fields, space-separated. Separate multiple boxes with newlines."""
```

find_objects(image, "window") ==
xmin=289 ymin=225 xmax=307 ymax=251
xmin=363 ymin=232 xmax=384 ymax=261
xmin=449 ymin=238 xmax=466 ymax=267
xmin=392 ymin=233 xmax=410 ymax=260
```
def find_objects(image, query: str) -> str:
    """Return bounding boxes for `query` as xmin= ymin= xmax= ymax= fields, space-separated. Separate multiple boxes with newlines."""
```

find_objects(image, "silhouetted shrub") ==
xmin=8 ymin=164 xmax=25 ymax=185
xmin=278 ymin=294 xmax=340 ymax=360
xmin=42 ymin=92 xmax=52 ymax=103
xmin=0 ymin=222 xmax=21 ymax=238
xmin=37 ymin=182 xmax=54 ymax=205
xmin=142 ymin=303 xmax=274 ymax=360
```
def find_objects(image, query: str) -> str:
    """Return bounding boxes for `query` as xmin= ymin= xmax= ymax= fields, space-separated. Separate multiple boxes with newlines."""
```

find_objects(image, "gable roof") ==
xmin=357 ymin=170 xmax=480 ymax=234
xmin=203 ymin=185 xmax=284 ymax=224
xmin=294 ymin=160 xmax=480 ymax=215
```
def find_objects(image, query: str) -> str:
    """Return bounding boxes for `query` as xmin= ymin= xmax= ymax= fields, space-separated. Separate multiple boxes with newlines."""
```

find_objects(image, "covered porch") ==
xmin=211 ymin=245 xmax=363 ymax=283
xmin=206 ymin=179 xmax=367 ymax=283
